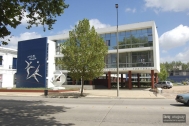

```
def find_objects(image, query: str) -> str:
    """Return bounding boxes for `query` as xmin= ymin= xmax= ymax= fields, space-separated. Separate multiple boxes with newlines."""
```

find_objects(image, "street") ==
xmin=0 ymin=96 xmax=188 ymax=126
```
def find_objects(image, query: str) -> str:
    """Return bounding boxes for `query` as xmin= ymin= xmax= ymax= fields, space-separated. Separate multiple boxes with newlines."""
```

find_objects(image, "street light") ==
xmin=115 ymin=4 xmax=119 ymax=97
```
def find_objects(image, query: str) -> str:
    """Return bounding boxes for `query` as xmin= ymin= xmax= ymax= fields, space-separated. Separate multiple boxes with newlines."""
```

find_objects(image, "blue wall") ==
xmin=167 ymin=76 xmax=189 ymax=83
xmin=17 ymin=37 xmax=47 ymax=88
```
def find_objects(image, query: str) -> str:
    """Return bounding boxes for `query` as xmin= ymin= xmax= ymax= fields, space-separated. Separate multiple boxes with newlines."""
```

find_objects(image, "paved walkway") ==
xmin=0 ymin=88 xmax=165 ymax=99
xmin=84 ymin=89 xmax=165 ymax=99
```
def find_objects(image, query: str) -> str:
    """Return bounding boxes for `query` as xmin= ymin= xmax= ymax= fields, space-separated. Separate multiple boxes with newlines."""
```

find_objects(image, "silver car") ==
xmin=175 ymin=93 xmax=189 ymax=106
xmin=155 ymin=81 xmax=172 ymax=89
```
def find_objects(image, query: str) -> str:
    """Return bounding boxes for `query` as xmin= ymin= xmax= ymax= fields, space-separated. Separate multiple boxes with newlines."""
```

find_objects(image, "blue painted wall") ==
xmin=17 ymin=37 xmax=47 ymax=88
xmin=167 ymin=76 xmax=189 ymax=83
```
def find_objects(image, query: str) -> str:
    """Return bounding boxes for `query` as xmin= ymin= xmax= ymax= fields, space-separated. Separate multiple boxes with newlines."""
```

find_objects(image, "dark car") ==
xmin=175 ymin=93 xmax=189 ymax=106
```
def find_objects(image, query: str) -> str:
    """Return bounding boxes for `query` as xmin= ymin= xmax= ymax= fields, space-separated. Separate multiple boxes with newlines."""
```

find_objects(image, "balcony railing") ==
xmin=105 ymin=62 xmax=154 ymax=68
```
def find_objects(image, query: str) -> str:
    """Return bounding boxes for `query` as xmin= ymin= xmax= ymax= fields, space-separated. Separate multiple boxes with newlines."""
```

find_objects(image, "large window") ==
xmin=100 ymin=28 xmax=153 ymax=50
xmin=105 ymin=51 xmax=154 ymax=68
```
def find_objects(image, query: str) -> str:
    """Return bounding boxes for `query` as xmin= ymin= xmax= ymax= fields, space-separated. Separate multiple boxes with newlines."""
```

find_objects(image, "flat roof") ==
xmin=47 ymin=21 xmax=156 ymax=41
xmin=0 ymin=47 xmax=17 ymax=54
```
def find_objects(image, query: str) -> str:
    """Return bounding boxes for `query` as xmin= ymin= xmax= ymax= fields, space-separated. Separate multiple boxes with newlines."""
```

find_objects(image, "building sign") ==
xmin=17 ymin=37 xmax=47 ymax=88
xmin=25 ymin=55 xmax=42 ymax=82
xmin=104 ymin=67 xmax=154 ymax=72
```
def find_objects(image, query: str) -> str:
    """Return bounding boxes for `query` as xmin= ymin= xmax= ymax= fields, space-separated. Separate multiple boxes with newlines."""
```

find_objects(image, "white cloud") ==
xmin=1 ymin=32 xmax=41 ymax=49
xmin=18 ymin=11 xmax=41 ymax=26
xmin=57 ymin=19 xmax=110 ymax=34
xmin=144 ymin=0 xmax=189 ymax=12
xmin=160 ymin=56 xmax=174 ymax=63
xmin=125 ymin=8 xmax=136 ymax=13
xmin=161 ymin=48 xmax=189 ymax=63
xmin=162 ymin=50 xmax=167 ymax=53
xmin=89 ymin=19 xmax=110 ymax=29
xmin=20 ymin=11 xmax=29 ymax=26
xmin=159 ymin=25 xmax=189 ymax=49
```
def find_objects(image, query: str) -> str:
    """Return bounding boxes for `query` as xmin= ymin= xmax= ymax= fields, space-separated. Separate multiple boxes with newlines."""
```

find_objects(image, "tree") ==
xmin=158 ymin=64 xmax=169 ymax=81
xmin=58 ymin=19 xmax=108 ymax=96
xmin=0 ymin=0 xmax=69 ymax=45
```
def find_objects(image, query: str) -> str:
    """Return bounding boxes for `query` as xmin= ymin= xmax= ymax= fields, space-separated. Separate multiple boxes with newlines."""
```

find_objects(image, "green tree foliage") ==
xmin=58 ymin=19 xmax=108 ymax=96
xmin=161 ymin=61 xmax=189 ymax=71
xmin=0 ymin=0 xmax=69 ymax=45
xmin=158 ymin=64 xmax=168 ymax=81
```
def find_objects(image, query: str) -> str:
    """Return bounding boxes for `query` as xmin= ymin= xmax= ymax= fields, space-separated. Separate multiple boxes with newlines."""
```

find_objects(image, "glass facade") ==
xmin=105 ymin=51 xmax=154 ymax=68
xmin=56 ymin=39 xmax=67 ymax=55
xmin=100 ymin=28 xmax=153 ymax=50
xmin=55 ymin=27 xmax=154 ymax=69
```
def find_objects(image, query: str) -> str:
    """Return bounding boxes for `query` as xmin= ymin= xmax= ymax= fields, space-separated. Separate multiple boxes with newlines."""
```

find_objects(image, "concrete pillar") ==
xmin=151 ymin=70 xmax=154 ymax=89
xmin=137 ymin=73 xmax=140 ymax=88
xmin=129 ymin=71 xmax=132 ymax=89
xmin=108 ymin=71 xmax=111 ymax=89
xmin=155 ymin=73 xmax=158 ymax=83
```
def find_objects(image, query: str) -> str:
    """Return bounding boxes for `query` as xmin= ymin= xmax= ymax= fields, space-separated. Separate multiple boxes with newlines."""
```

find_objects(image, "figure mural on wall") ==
xmin=25 ymin=55 xmax=42 ymax=82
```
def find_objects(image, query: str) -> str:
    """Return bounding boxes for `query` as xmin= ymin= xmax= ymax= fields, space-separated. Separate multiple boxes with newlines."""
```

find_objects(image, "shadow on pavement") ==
xmin=47 ymin=92 xmax=88 ymax=98
xmin=170 ymin=103 xmax=188 ymax=107
xmin=0 ymin=99 xmax=75 ymax=126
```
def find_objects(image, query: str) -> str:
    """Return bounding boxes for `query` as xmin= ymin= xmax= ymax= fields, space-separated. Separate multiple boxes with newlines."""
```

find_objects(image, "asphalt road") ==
xmin=0 ymin=96 xmax=188 ymax=126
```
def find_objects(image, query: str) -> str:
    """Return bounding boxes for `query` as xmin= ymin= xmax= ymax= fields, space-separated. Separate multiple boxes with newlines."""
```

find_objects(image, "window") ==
xmin=137 ymin=29 xmax=141 ymax=34
xmin=0 ymin=56 xmax=2 ymax=65
xmin=131 ymin=30 xmax=137 ymax=35
xmin=147 ymin=28 xmax=152 ymax=36
xmin=111 ymin=33 xmax=116 ymax=37
xmin=12 ymin=58 xmax=17 ymax=69
xmin=141 ymin=29 xmax=147 ymax=33
xmin=119 ymin=31 xmax=125 ymax=36
xmin=106 ymin=40 xmax=110 ymax=46
xmin=162 ymin=82 xmax=166 ymax=84
xmin=148 ymin=35 xmax=153 ymax=42
xmin=105 ymin=33 xmax=111 ymax=38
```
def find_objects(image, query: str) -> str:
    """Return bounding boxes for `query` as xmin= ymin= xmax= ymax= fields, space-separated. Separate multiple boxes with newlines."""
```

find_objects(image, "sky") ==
xmin=1 ymin=0 xmax=189 ymax=63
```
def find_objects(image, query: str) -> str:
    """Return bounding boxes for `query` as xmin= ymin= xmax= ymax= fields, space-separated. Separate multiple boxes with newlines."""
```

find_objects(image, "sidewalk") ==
xmin=84 ymin=89 xmax=165 ymax=99
xmin=0 ymin=88 xmax=165 ymax=99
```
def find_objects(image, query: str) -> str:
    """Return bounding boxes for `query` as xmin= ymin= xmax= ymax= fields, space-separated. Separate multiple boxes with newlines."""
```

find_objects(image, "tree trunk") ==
xmin=80 ymin=78 xmax=84 ymax=96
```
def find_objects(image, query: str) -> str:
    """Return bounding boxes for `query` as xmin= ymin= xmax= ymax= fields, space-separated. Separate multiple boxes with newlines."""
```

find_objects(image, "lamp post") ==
xmin=115 ymin=4 xmax=119 ymax=97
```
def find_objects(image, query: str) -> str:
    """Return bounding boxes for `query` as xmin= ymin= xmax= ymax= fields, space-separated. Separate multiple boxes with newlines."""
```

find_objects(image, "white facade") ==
xmin=47 ymin=21 xmax=160 ymax=77
xmin=0 ymin=47 xmax=17 ymax=88
xmin=47 ymin=40 xmax=56 ymax=88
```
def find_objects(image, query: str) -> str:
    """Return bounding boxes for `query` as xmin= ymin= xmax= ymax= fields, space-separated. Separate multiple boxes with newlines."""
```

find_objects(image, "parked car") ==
xmin=175 ymin=93 xmax=189 ymax=106
xmin=169 ymin=82 xmax=173 ymax=87
xmin=154 ymin=81 xmax=172 ymax=89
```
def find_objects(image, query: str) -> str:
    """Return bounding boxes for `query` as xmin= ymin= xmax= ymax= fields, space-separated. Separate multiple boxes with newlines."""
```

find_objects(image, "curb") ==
xmin=44 ymin=95 xmax=165 ymax=99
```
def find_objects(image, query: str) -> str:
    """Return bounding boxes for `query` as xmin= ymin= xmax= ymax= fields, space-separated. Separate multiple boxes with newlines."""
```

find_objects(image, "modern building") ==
xmin=168 ymin=70 xmax=189 ymax=83
xmin=0 ymin=47 xmax=17 ymax=88
xmin=16 ymin=21 xmax=160 ymax=89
